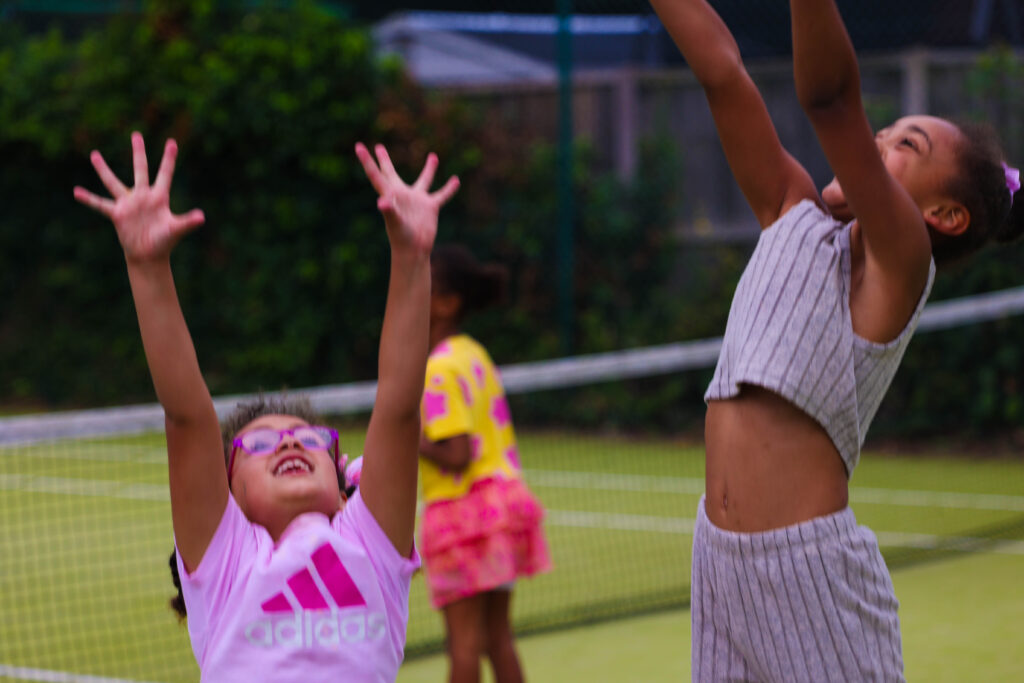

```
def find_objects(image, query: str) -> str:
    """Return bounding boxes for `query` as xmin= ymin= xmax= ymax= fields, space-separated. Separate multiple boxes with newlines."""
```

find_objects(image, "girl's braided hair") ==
xmin=931 ymin=120 xmax=1024 ymax=268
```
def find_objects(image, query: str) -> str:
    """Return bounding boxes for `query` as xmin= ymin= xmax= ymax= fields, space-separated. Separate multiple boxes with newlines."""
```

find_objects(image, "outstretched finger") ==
xmin=355 ymin=143 xmax=385 ymax=195
xmin=430 ymin=175 xmax=461 ymax=207
xmin=89 ymin=150 xmax=128 ymax=199
xmin=153 ymin=139 xmax=179 ymax=194
xmin=374 ymin=144 xmax=400 ymax=183
xmin=412 ymin=153 xmax=438 ymax=192
xmin=170 ymin=209 xmax=206 ymax=237
xmin=73 ymin=186 xmax=115 ymax=216
xmin=131 ymin=131 xmax=150 ymax=188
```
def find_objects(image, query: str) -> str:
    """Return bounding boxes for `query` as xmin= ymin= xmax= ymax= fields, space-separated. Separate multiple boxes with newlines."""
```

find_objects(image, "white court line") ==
xmin=2 ymin=454 xmax=1021 ymax=511
xmin=547 ymin=509 xmax=696 ymax=535
xmin=0 ymin=443 xmax=166 ymax=465
xmin=523 ymin=469 xmax=1024 ymax=512
xmin=874 ymin=530 xmax=1024 ymax=555
xmin=525 ymin=469 xmax=706 ymax=494
xmin=0 ymin=664 xmax=158 ymax=683
xmin=0 ymin=474 xmax=167 ymax=501
xmin=3 ymin=473 xmax=1022 ymax=554
xmin=852 ymin=486 xmax=1024 ymax=512
xmin=544 ymin=510 xmax=1024 ymax=556
xmin=5 ymin=467 xmax=1022 ymax=556
xmin=4 ymin=467 xmax=1024 ymax=514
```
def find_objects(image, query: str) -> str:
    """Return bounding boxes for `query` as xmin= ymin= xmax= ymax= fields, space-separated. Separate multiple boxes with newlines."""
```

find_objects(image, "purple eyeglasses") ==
xmin=228 ymin=425 xmax=341 ymax=478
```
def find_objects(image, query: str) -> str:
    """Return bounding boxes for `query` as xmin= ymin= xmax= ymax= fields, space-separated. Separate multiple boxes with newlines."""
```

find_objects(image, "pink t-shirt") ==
xmin=176 ymin=492 xmax=420 ymax=682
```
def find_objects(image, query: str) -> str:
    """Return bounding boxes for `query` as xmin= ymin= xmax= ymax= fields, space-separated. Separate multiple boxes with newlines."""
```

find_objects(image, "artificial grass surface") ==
xmin=397 ymin=550 xmax=1024 ymax=682
xmin=1 ymin=430 xmax=1021 ymax=681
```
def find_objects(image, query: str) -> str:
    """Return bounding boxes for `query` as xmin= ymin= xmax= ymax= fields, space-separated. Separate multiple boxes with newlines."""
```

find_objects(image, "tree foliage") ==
xmin=1 ymin=4 xmax=1021 ymax=441
xmin=0 ymin=1 xmax=479 ymax=404
xmin=0 ymin=0 xmax=693 ymax=411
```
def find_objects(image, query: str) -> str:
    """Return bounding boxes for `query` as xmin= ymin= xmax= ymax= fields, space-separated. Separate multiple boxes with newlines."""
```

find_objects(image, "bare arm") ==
xmin=419 ymin=432 xmax=473 ymax=471
xmin=355 ymin=144 xmax=459 ymax=555
xmin=649 ymin=0 xmax=817 ymax=226
xmin=74 ymin=133 xmax=225 ymax=572
xmin=790 ymin=0 xmax=931 ymax=286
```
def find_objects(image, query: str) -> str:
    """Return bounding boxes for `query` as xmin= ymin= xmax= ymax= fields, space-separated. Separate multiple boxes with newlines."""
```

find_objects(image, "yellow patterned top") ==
xmin=419 ymin=334 xmax=522 ymax=503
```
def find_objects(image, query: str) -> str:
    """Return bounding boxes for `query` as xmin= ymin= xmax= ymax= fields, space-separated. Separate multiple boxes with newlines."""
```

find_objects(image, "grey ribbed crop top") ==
xmin=704 ymin=199 xmax=935 ymax=477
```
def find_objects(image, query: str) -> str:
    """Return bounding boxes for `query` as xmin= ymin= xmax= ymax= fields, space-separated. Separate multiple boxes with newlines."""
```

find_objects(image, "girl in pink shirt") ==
xmin=74 ymin=134 xmax=458 ymax=681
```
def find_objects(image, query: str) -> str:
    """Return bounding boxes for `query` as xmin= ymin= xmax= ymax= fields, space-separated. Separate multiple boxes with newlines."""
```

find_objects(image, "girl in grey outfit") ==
xmin=648 ymin=0 xmax=1024 ymax=680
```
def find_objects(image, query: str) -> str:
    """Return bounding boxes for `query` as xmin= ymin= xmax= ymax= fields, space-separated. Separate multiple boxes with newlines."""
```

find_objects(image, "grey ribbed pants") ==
xmin=691 ymin=497 xmax=904 ymax=682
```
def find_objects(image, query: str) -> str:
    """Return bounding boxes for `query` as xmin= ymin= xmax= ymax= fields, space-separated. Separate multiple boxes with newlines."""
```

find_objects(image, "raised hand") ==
xmin=74 ymin=132 xmax=205 ymax=264
xmin=355 ymin=143 xmax=460 ymax=255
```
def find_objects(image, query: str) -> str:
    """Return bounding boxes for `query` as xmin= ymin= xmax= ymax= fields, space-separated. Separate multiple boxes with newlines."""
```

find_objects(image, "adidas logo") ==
xmin=243 ymin=542 xmax=387 ymax=648
xmin=262 ymin=543 xmax=366 ymax=612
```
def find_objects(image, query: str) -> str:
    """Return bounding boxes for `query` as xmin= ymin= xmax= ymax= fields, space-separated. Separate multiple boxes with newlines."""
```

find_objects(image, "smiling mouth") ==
xmin=274 ymin=456 xmax=313 ymax=476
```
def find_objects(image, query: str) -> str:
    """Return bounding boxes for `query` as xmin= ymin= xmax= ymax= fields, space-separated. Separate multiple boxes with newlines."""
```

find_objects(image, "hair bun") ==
xmin=995 ymin=191 xmax=1024 ymax=244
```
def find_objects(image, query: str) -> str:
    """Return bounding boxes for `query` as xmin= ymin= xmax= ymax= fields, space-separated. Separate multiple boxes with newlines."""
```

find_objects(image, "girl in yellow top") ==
xmin=419 ymin=244 xmax=551 ymax=683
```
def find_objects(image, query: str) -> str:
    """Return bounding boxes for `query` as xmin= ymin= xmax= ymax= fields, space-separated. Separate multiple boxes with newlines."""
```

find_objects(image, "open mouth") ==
xmin=273 ymin=455 xmax=313 ymax=476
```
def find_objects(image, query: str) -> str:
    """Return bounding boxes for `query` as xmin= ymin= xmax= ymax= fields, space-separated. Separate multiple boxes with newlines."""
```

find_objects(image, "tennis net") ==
xmin=2 ymin=286 xmax=1024 ymax=680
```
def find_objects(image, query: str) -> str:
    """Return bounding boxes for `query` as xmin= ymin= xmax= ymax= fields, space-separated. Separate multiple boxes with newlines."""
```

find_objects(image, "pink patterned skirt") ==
xmin=420 ymin=476 xmax=552 ymax=608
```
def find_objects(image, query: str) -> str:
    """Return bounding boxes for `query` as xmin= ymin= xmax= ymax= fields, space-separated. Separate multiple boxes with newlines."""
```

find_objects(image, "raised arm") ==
xmin=355 ymin=144 xmax=459 ymax=555
xmin=74 ymin=133 xmax=225 ymax=572
xmin=650 ymin=0 xmax=817 ymax=226
xmin=790 ymin=0 xmax=931 ymax=287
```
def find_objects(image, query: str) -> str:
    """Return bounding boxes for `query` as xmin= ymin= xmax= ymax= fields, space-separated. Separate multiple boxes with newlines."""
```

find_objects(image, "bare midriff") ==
xmin=704 ymin=385 xmax=849 ymax=532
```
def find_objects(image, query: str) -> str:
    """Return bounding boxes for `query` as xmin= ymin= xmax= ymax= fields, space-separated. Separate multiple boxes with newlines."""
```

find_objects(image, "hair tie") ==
xmin=1003 ymin=162 xmax=1021 ymax=206
xmin=343 ymin=455 xmax=363 ymax=490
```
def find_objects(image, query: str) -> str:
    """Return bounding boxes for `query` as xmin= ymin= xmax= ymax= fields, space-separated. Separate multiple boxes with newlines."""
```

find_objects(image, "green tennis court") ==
xmin=398 ymin=550 xmax=1024 ymax=682
xmin=2 ymin=430 xmax=1022 ymax=681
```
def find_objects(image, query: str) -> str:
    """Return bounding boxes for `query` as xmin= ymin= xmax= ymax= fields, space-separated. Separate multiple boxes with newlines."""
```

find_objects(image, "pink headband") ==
xmin=1003 ymin=162 xmax=1021 ymax=206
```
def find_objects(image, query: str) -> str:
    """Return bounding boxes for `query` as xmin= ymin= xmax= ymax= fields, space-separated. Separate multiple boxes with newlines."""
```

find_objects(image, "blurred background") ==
xmin=3 ymin=0 xmax=1022 ymax=430
xmin=1 ymin=1 xmax=1022 ymax=681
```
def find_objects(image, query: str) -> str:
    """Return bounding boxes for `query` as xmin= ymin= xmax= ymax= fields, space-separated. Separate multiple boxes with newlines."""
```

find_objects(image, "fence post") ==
xmin=557 ymin=0 xmax=575 ymax=354
xmin=614 ymin=68 xmax=639 ymax=181
xmin=901 ymin=48 xmax=930 ymax=115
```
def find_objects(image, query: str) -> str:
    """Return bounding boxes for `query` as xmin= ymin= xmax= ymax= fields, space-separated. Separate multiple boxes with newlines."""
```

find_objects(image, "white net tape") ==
xmin=3 ymin=285 xmax=1024 ymax=446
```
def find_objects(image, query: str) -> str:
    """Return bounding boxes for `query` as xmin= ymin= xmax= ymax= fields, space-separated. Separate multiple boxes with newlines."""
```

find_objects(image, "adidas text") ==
xmin=244 ymin=610 xmax=387 ymax=648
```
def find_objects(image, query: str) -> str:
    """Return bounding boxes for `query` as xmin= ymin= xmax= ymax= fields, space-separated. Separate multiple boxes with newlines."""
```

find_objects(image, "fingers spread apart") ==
xmin=373 ymin=144 xmax=399 ymax=182
xmin=171 ymin=208 xmax=206 ymax=236
xmin=72 ymin=186 xmax=115 ymax=217
xmin=131 ymin=131 xmax=150 ymax=189
xmin=355 ymin=142 xmax=386 ymax=195
xmin=412 ymin=153 xmax=438 ymax=192
xmin=431 ymin=175 xmax=460 ymax=207
xmin=355 ymin=143 xmax=459 ymax=205
xmin=153 ymin=139 xmax=179 ymax=195
xmin=89 ymin=150 xmax=128 ymax=199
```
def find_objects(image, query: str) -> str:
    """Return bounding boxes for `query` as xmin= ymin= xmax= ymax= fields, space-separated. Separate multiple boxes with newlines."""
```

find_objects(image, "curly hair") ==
xmin=218 ymin=393 xmax=321 ymax=469
xmin=931 ymin=120 xmax=1024 ymax=268
xmin=431 ymin=244 xmax=509 ymax=322
xmin=168 ymin=392 xmax=348 ymax=621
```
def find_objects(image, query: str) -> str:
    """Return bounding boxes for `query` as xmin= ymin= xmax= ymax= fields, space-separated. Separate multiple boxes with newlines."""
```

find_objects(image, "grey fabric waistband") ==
xmin=696 ymin=495 xmax=860 ymax=556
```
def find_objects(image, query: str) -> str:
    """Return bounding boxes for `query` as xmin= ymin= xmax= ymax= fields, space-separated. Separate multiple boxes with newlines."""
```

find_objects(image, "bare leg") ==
xmin=444 ymin=594 xmax=486 ymax=683
xmin=484 ymin=589 xmax=524 ymax=683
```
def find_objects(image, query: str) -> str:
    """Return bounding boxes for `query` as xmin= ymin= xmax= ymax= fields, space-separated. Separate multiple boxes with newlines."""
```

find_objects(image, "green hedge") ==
xmin=0 ymin=1 xmax=691 ymax=409
xmin=0 ymin=1 xmax=484 ymax=405
xmin=874 ymin=243 xmax=1024 ymax=439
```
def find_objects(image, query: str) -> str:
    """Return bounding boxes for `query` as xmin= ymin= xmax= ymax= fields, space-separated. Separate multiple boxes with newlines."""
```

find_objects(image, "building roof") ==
xmin=374 ymin=12 xmax=674 ymax=85
xmin=375 ymin=3 xmax=1024 ymax=86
